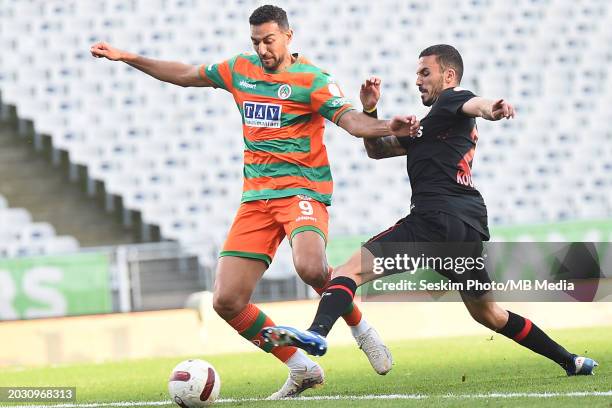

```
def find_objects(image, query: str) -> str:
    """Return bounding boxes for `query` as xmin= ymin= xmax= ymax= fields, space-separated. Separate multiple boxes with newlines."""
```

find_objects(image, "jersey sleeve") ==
xmin=438 ymin=88 xmax=477 ymax=116
xmin=197 ymin=56 xmax=236 ymax=92
xmin=310 ymin=72 xmax=355 ymax=123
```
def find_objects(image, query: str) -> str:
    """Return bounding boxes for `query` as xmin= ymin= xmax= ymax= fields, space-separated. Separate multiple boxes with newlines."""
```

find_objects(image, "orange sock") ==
xmin=314 ymin=266 xmax=363 ymax=327
xmin=341 ymin=301 xmax=363 ymax=326
xmin=227 ymin=303 xmax=297 ymax=362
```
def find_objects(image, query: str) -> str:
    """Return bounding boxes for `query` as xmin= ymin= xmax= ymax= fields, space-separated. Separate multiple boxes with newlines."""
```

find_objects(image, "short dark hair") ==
xmin=249 ymin=5 xmax=290 ymax=30
xmin=419 ymin=44 xmax=464 ymax=83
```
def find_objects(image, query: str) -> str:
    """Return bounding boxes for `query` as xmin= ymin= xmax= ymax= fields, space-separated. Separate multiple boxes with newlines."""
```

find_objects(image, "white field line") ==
xmin=2 ymin=391 xmax=611 ymax=407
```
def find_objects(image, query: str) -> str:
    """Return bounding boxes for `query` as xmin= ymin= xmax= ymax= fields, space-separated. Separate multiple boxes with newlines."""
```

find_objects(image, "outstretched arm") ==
xmin=90 ymin=42 xmax=213 ymax=88
xmin=336 ymin=110 xmax=391 ymax=138
xmin=337 ymin=77 xmax=420 ymax=140
xmin=337 ymin=111 xmax=420 ymax=139
xmin=461 ymin=97 xmax=515 ymax=120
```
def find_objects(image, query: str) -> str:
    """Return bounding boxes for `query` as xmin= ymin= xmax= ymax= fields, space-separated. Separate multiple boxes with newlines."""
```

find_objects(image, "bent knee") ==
xmin=213 ymin=293 xmax=247 ymax=320
xmin=295 ymin=261 xmax=328 ymax=288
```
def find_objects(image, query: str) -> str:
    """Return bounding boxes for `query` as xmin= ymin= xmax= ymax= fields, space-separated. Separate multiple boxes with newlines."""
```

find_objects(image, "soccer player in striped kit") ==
xmin=91 ymin=4 xmax=420 ymax=398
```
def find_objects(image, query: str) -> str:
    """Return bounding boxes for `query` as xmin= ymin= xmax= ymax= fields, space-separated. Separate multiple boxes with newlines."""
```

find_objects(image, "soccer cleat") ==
xmin=354 ymin=327 xmax=393 ymax=375
xmin=566 ymin=355 xmax=599 ymax=376
xmin=267 ymin=363 xmax=324 ymax=399
xmin=261 ymin=326 xmax=328 ymax=356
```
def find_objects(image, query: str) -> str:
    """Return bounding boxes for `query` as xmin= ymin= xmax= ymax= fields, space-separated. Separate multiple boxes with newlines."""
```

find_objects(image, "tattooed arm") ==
xmin=363 ymin=135 xmax=408 ymax=159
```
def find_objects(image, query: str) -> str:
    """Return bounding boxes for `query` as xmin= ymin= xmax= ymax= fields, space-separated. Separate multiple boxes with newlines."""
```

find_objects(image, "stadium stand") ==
xmin=0 ymin=110 xmax=137 ymax=250
xmin=0 ymin=0 xmax=610 ymax=264
xmin=0 ymin=193 xmax=79 ymax=258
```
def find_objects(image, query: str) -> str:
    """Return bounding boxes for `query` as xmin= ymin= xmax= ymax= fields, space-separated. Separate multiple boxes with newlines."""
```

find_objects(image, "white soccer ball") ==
xmin=168 ymin=359 xmax=221 ymax=407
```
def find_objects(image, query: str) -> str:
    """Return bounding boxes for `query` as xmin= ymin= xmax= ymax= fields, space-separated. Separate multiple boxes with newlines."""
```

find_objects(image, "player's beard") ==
xmin=421 ymin=91 xmax=436 ymax=107
xmin=260 ymin=55 xmax=281 ymax=71
xmin=421 ymin=81 xmax=443 ymax=106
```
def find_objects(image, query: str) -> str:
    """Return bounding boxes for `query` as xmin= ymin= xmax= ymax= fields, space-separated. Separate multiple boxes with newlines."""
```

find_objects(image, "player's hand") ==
xmin=390 ymin=115 xmax=421 ymax=138
xmin=490 ymin=99 xmax=515 ymax=120
xmin=90 ymin=42 xmax=125 ymax=61
xmin=360 ymin=76 xmax=381 ymax=112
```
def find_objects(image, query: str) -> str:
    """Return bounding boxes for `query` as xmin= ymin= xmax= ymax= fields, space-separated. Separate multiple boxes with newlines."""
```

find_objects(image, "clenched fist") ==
xmin=390 ymin=115 xmax=421 ymax=138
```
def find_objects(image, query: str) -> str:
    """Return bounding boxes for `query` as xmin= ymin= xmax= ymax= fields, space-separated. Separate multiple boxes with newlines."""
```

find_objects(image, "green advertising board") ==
xmin=328 ymin=219 xmax=612 ymax=265
xmin=327 ymin=219 xmax=612 ymax=299
xmin=0 ymin=252 xmax=112 ymax=320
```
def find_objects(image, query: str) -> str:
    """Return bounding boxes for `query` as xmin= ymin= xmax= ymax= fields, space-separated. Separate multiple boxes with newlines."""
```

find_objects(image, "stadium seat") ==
xmin=42 ymin=236 xmax=80 ymax=255
xmin=0 ymin=0 xmax=610 ymax=264
xmin=0 ymin=199 xmax=80 ymax=257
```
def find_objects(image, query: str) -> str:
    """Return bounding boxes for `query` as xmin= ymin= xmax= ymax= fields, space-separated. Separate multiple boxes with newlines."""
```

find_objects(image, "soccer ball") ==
xmin=168 ymin=359 xmax=221 ymax=407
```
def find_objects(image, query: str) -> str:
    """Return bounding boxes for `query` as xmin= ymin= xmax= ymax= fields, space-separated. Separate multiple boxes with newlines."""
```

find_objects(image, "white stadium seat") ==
xmin=0 ymin=0 xmax=610 ymax=256
xmin=0 ymin=196 xmax=80 ymax=257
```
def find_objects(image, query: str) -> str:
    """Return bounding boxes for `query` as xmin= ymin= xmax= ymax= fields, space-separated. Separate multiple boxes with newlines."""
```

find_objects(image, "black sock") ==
xmin=308 ymin=276 xmax=357 ymax=337
xmin=498 ymin=310 xmax=575 ymax=370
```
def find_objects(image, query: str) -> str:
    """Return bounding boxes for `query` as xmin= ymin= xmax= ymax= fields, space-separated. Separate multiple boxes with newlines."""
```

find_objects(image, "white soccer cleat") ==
xmin=267 ymin=363 xmax=324 ymax=399
xmin=355 ymin=327 xmax=393 ymax=375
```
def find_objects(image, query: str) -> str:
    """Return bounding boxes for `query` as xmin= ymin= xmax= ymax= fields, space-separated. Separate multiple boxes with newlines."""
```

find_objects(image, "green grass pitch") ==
xmin=0 ymin=326 xmax=610 ymax=407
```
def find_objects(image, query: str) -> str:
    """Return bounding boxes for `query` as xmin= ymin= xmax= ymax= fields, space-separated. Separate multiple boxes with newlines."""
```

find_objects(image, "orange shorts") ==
xmin=220 ymin=195 xmax=329 ymax=266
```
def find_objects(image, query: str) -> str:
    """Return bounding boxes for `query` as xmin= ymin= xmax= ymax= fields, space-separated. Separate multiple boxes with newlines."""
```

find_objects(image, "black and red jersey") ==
xmin=398 ymin=87 xmax=489 ymax=239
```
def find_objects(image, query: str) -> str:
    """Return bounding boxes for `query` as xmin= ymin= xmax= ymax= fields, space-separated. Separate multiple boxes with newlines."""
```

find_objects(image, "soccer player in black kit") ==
xmin=263 ymin=44 xmax=598 ymax=377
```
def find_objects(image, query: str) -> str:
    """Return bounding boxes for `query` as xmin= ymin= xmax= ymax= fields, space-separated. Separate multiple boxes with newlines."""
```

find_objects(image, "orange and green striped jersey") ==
xmin=198 ymin=53 xmax=354 ymax=205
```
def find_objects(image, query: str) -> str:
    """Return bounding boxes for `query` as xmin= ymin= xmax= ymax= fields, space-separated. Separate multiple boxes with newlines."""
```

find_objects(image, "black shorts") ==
xmin=363 ymin=210 xmax=492 ymax=298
